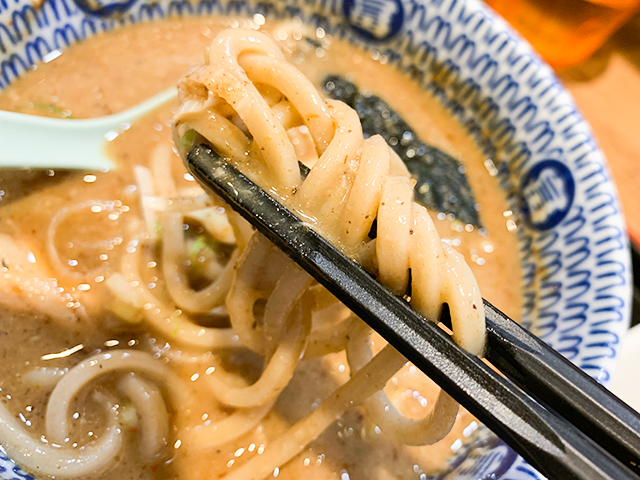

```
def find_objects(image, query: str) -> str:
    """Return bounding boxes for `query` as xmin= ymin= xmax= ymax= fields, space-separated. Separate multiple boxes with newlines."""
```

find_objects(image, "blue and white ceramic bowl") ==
xmin=0 ymin=0 xmax=632 ymax=479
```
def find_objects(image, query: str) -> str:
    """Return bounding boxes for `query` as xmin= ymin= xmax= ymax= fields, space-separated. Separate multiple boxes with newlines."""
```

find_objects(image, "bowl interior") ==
xmin=0 ymin=0 xmax=632 ymax=479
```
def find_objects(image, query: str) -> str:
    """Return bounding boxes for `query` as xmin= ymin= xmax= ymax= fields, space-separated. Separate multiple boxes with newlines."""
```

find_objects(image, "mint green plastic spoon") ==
xmin=0 ymin=87 xmax=177 ymax=171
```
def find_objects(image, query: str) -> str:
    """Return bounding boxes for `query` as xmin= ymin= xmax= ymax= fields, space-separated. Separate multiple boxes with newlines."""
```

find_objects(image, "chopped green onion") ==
xmin=177 ymin=129 xmax=198 ymax=157
xmin=109 ymin=297 xmax=144 ymax=324
xmin=187 ymin=234 xmax=218 ymax=278
xmin=32 ymin=101 xmax=73 ymax=119
xmin=119 ymin=405 xmax=139 ymax=428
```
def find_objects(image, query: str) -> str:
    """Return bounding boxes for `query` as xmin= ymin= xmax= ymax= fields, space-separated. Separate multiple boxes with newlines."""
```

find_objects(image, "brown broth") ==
xmin=0 ymin=17 xmax=522 ymax=480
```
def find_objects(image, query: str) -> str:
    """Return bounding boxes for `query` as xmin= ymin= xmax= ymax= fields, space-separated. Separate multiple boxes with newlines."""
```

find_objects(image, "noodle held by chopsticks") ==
xmin=172 ymin=28 xmax=486 ymax=478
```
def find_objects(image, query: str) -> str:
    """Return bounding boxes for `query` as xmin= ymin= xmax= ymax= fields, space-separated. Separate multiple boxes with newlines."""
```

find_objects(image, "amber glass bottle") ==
xmin=485 ymin=0 xmax=640 ymax=69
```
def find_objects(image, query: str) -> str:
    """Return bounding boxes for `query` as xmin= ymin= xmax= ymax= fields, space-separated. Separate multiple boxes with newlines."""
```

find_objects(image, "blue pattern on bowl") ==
xmin=0 ymin=0 xmax=632 ymax=479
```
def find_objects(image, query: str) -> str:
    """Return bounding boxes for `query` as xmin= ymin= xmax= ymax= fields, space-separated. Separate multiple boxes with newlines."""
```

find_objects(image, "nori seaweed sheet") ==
xmin=322 ymin=75 xmax=481 ymax=227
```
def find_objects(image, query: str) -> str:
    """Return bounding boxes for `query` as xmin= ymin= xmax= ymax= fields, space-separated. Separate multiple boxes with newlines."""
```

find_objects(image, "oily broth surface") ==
xmin=0 ymin=17 xmax=522 ymax=480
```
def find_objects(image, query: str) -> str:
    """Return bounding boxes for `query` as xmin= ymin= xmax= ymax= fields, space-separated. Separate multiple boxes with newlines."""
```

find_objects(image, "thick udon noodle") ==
xmin=170 ymin=28 xmax=486 ymax=478
xmin=0 ymin=26 xmax=489 ymax=480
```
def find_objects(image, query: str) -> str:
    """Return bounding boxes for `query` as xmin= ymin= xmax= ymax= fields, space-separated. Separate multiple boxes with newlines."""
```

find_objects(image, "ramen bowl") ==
xmin=0 ymin=0 xmax=631 ymax=479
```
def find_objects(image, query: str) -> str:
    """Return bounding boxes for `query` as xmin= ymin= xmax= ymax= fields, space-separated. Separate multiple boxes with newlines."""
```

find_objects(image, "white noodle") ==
xmin=347 ymin=321 xmax=459 ymax=445
xmin=161 ymin=210 xmax=235 ymax=313
xmin=118 ymin=373 xmax=169 ymax=462
xmin=0 ymin=390 xmax=122 ymax=478
xmin=182 ymin=401 xmax=273 ymax=450
xmin=133 ymin=165 xmax=163 ymax=238
xmin=150 ymin=143 xmax=179 ymax=198
xmin=45 ymin=349 xmax=181 ymax=444
xmin=21 ymin=366 xmax=67 ymax=388
xmin=110 ymin=244 xmax=240 ymax=350
xmin=46 ymin=200 xmax=123 ymax=282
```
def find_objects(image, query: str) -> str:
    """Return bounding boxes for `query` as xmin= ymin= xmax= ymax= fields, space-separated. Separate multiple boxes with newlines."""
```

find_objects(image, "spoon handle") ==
xmin=0 ymin=87 xmax=177 ymax=171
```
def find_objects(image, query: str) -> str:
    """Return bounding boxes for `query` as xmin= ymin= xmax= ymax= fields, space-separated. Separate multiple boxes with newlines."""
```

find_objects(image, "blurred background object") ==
xmin=485 ymin=0 xmax=640 ymax=69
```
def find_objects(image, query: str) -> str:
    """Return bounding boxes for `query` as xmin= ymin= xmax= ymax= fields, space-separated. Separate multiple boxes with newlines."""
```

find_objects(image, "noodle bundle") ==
xmin=171 ymin=28 xmax=486 ymax=478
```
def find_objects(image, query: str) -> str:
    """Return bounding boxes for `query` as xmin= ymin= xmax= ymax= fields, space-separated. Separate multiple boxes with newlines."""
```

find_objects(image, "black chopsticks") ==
xmin=482 ymin=301 xmax=640 ymax=476
xmin=186 ymin=144 xmax=640 ymax=480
